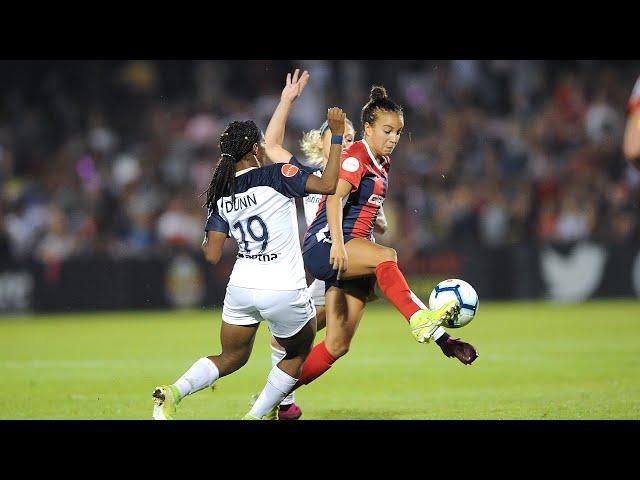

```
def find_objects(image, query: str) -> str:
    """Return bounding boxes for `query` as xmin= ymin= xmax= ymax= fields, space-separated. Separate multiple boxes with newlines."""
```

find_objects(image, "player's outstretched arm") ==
xmin=304 ymin=107 xmax=345 ymax=195
xmin=624 ymin=108 xmax=640 ymax=170
xmin=264 ymin=69 xmax=310 ymax=164
xmin=202 ymin=231 xmax=227 ymax=264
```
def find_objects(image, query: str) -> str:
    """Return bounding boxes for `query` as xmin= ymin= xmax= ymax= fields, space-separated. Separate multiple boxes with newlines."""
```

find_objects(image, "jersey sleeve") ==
xmin=289 ymin=155 xmax=319 ymax=174
xmin=271 ymin=163 xmax=310 ymax=198
xmin=204 ymin=207 xmax=229 ymax=234
xmin=629 ymin=76 xmax=640 ymax=113
xmin=339 ymin=153 xmax=366 ymax=192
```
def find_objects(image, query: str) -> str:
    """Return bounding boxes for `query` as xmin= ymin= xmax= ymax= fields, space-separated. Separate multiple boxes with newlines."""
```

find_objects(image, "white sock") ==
xmin=271 ymin=345 xmax=295 ymax=406
xmin=248 ymin=366 xmax=297 ymax=418
xmin=431 ymin=326 xmax=447 ymax=340
xmin=410 ymin=290 xmax=428 ymax=310
xmin=173 ymin=357 xmax=220 ymax=398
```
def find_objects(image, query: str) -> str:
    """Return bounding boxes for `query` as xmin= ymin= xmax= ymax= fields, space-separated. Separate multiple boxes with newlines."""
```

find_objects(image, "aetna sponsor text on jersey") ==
xmin=238 ymin=253 xmax=279 ymax=261
xmin=224 ymin=193 xmax=258 ymax=213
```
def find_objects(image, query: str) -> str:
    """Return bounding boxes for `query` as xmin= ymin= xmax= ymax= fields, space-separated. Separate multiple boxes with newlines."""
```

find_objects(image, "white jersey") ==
xmin=303 ymin=171 xmax=324 ymax=226
xmin=205 ymin=163 xmax=310 ymax=291
xmin=288 ymin=157 xmax=324 ymax=227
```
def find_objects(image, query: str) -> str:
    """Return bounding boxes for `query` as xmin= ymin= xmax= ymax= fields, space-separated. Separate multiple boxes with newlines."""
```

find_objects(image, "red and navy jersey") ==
xmin=303 ymin=139 xmax=389 ymax=252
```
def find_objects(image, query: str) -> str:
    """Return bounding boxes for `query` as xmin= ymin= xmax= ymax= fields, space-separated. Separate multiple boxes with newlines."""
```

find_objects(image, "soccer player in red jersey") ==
xmin=264 ymin=70 xmax=388 ymax=419
xmin=296 ymin=86 xmax=479 ymax=392
xmin=624 ymin=75 xmax=640 ymax=170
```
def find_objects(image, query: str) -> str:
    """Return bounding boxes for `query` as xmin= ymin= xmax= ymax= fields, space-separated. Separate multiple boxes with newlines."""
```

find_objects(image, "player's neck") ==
xmin=235 ymin=156 xmax=260 ymax=173
xmin=362 ymin=138 xmax=383 ymax=160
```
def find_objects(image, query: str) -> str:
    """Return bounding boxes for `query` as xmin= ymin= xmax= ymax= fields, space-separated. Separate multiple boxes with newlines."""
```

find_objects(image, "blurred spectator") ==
xmin=35 ymin=206 xmax=76 ymax=262
xmin=0 ymin=59 xmax=638 ymax=267
xmin=554 ymin=195 xmax=596 ymax=243
xmin=156 ymin=197 xmax=203 ymax=249
xmin=479 ymin=191 xmax=509 ymax=247
xmin=536 ymin=200 xmax=558 ymax=242
xmin=0 ymin=206 xmax=12 ymax=263
xmin=126 ymin=210 xmax=156 ymax=255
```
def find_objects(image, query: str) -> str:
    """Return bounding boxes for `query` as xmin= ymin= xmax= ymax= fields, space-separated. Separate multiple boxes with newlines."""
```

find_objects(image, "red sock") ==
xmin=375 ymin=260 xmax=422 ymax=322
xmin=293 ymin=341 xmax=337 ymax=390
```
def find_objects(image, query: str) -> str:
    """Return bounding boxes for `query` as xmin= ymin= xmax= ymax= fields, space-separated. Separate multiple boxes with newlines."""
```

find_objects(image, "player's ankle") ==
xmin=434 ymin=331 xmax=450 ymax=348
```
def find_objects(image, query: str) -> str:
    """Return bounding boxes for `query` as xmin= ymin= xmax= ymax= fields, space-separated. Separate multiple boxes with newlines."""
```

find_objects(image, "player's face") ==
xmin=321 ymin=122 xmax=355 ymax=159
xmin=365 ymin=111 xmax=404 ymax=157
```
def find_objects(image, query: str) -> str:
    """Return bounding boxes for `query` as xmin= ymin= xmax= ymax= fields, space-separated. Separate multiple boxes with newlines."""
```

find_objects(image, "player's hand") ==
xmin=281 ymin=69 xmax=309 ymax=104
xmin=439 ymin=337 xmax=478 ymax=365
xmin=327 ymin=107 xmax=346 ymax=136
xmin=329 ymin=242 xmax=348 ymax=280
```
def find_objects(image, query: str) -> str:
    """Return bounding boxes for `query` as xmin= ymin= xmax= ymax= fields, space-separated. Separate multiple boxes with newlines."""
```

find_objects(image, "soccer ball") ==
xmin=428 ymin=278 xmax=479 ymax=328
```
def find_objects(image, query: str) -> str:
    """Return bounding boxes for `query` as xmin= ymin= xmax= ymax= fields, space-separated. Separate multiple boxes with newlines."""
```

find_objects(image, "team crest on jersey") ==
xmin=342 ymin=157 xmax=360 ymax=173
xmin=281 ymin=164 xmax=299 ymax=177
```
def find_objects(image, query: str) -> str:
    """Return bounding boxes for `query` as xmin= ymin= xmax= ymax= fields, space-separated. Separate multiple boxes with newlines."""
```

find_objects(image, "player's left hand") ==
xmin=281 ymin=69 xmax=310 ymax=104
xmin=439 ymin=337 xmax=478 ymax=365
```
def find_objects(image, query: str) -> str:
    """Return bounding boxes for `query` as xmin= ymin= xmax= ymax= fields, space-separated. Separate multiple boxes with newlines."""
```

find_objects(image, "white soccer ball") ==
xmin=428 ymin=278 xmax=479 ymax=328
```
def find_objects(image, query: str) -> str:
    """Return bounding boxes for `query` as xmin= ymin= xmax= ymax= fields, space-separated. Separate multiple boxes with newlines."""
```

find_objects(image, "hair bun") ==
xmin=369 ymin=85 xmax=388 ymax=101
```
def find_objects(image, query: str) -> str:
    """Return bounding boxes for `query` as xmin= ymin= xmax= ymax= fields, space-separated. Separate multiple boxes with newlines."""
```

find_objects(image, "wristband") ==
xmin=331 ymin=135 xmax=343 ymax=145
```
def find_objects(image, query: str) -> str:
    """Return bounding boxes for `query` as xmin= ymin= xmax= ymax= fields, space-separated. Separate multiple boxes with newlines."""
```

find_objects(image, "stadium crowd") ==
xmin=1 ymin=60 xmax=639 ymax=266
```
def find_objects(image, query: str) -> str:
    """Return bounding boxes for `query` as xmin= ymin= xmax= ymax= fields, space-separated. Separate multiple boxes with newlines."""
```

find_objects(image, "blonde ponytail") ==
xmin=299 ymin=129 xmax=325 ymax=167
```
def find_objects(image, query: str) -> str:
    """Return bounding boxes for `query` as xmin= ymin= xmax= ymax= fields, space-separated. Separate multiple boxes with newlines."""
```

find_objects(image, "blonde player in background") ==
xmin=624 ymin=75 xmax=640 ymax=170
xmin=263 ymin=70 xmax=388 ymax=419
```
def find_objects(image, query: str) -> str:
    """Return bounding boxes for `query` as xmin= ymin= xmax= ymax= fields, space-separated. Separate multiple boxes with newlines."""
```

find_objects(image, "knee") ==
xmin=325 ymin=338 xmax=351 ymax=359
xmin=217 ymin=351 xmax=250 ymax=375
xmin=382 ymin=247 xmax=397 ymax=263
xmin=236 ymin=355 xmax=250 ymax=369
xmin=282 ymin=342 xmax=312 ymax=360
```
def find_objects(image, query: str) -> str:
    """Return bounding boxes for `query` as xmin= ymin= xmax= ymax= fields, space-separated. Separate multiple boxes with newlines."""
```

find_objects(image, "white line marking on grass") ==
xmin=0 ymin=360 xmax=132 ymax=369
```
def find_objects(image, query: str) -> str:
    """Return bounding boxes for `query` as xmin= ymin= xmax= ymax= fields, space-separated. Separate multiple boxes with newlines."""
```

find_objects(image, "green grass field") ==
xmin=1 ymin=300 xmax=639 ymax=419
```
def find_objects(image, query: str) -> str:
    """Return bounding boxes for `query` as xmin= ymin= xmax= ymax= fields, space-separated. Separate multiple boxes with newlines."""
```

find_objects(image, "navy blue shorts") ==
xmin=302 ymin=238 xmax=376 ymax=298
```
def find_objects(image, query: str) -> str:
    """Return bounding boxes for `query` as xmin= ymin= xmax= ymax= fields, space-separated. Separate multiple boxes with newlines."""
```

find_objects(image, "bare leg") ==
xmin=291 ymin=285 xmax=367 ymax=390
xmin=271 ymin=306 xmax=326 ymax=352
xmin=339 ymin=238 xmax=398 ymax=279
xmin=208 ymin=322 xmax=259 ymax=377
xmin=161 ymin=322 xmax=258 ymax=410
xmin=339 ymin=238 xmax=430 ymax=322
xmin=269 ymin=305 xmax=324 ymax=417
xmin=246 ymin=318 xmax=317 ymax=419
xmin=272 ymin=316 xmax=317 ymax=378
xmin=315 ymin=306 xmax=327 ymax=331
xmin=324 ymin=286 xmax=366 ymax=359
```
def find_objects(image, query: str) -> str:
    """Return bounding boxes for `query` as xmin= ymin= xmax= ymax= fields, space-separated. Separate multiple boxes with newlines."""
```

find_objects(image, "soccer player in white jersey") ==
xmin=151 ymin=88 xmax=347 ymax=419
xmin=263 ymin=70 xmax=387 ymax=419
xmin=624 ymin=75 xmax=640 ymax=170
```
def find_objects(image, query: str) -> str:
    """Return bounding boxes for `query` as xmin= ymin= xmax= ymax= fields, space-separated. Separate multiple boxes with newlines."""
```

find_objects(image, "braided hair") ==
xmin=203 ymin=120 xmax=261 ymax=211
xmin=361 ymin=85 xmax=403 ymax=131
